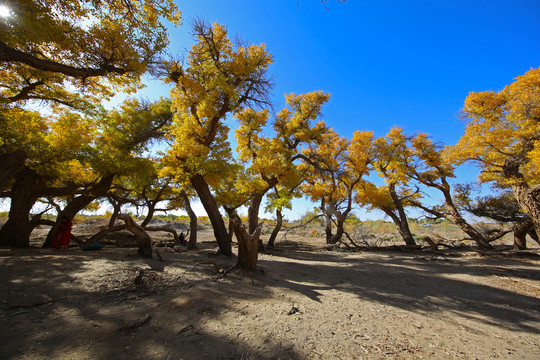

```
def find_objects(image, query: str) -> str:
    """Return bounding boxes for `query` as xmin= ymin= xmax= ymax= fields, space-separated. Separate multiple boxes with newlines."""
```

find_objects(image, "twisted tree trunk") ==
xmin=512 ymin=183 xmax=540 ymax=241
xmin=118 ymin=214 xmax=152 ymax=258
xmin=229 ymin=212 xmax=262 ymax=271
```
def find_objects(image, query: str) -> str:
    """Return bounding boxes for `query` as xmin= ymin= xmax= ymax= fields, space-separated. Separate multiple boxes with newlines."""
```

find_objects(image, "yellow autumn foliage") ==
xmin=447 ymin=67 xmax=540 ymax=186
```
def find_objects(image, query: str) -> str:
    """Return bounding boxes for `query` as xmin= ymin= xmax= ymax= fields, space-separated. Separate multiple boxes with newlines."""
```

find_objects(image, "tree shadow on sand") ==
xmin=261 ymin=247 xmax=540 ymax=334
xmin=0 ymin=248 xmax=301 ymax=360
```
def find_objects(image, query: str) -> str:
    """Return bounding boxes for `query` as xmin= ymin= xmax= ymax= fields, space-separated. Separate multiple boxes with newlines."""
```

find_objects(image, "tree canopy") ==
xmin=0 ymin=0 xmax=181 ymax=107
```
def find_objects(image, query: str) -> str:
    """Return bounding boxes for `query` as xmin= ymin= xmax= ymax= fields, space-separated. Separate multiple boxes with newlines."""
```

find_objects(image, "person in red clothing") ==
xmin=51 ymin=216 xmax=73 ymax=249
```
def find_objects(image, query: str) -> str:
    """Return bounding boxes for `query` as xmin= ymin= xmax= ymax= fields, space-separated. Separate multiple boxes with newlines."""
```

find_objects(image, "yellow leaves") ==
xmin=371 ymin=126 xmax=412 ymax=185
xmin=0 ymin=106 xmax=48 ymax=153
xmin=349 ymin=130 xmax=374 ymax=175
xmin=355 ymin=181 xmax=393 ymax=211
xmin=56 ymin=159 xmax=96 ymax=185
xmin=275 ymin=91 xmax=330 ymax=144
xmin=462 ymin=90 xmax=506 ymax=122
xmin=2 ymin=0 xmax=181 ymax=105
xmin=165 ymin=20 xmax=273 ymax=186
xmin=452 ymin=67 xmax=540 ymax=186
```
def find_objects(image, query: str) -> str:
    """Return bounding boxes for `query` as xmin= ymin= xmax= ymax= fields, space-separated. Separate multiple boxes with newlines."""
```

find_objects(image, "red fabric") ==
xmin=51 ymin=220 xmax=72 ymax=248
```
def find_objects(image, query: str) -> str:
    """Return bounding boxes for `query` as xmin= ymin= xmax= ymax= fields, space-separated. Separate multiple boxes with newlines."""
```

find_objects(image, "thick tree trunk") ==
xmin=512 ymin=220 xmax=540 ymax=250
xmin=267 ymin=208 xmax=283 ymax=247
xmin=0 ymin=150 xmax=26 ymax=191
xmin=181 ymin=191 xmax=198 ymax=250
xmin=118 ymin=214 xmax=153 ymax=258
xmin=329 ymin=216 xmax=345 ymax=245
xmin=382 ymin=207 xmax=416 ymax=247
xmin=190 ymin=174 xmax=232 ymax=255
xmin=512 ymin=183 xmax=540 ymax=240
xmin=0 ymin=167 xmax=41 ymax=247
xmin=248 ymin=194 xmax=264 ymax=234
xmin=229 ymin=212 xmax=262 ymax=271
xmin=513 ymin=221 xmax=529 ymax=250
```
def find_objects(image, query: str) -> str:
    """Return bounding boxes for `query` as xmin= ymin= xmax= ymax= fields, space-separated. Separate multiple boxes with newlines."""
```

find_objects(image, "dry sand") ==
xmin=1 ymin=227 xmax=539 ymax=360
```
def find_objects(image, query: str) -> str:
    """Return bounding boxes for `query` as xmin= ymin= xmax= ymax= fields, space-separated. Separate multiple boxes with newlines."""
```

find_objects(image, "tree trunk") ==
xmin=0 ymin=167 xmax=41 ymax=247
xmin=247 ymin=193 xmax=265 ymax=252
xmin=190 ymin=174 xmax=232 ymax=255
xmin=229 ymin=212 xmax=262 ymax=271
xmin=106 ymin=196 xmax=124 ymax=227
xmin=385 ymin=210 xmax=416 ymax=246
xmin=438 ymin=183 xmax=493 ymax=250
xmin=140 ymin=203 xmax=155 ymax=228
xmin=248 ymin=194 xmax=263 ymax=234
xmin=444 ymin=211 xmax=493 ymax=250
xmin=43 ymin=175 xmax=114 ymax=247
xmin=0 ymin=150 xmax=26 ymax=191
xmin=267 ymin=208 xmax=283 ymax=247
xmin=324 ymin=212 xmax=334 ymax=244
xmin=118 ymin=214 xmax=153 ymax=258
xmin=512 ymin=183 xmax=540 ymax=240
xmin=228 ymin=217 xmax=235 ymax=243
xmin=87 ymin=225 xmax=126 ymax=243
xmin=513 ymin=221 xmax=529 ymax=250
xmin=329 ymin=216 xmax=345 ymax=245
xmin=388 ymin=185 xmax=416 ymax=246
xmin=181 ymin=190 xmax=198 ymax=250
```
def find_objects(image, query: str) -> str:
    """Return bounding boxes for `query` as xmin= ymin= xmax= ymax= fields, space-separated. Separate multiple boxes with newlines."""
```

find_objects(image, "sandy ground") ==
xmin=1 ymin=226 xmax=539 ymax=360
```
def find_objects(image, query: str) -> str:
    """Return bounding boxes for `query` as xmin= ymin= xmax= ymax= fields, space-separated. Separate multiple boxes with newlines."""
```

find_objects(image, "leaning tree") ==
xmin=162 ymin=20 xmax=273 ymax=256
xmin=448 ymin=67 xmax=540 ymax=239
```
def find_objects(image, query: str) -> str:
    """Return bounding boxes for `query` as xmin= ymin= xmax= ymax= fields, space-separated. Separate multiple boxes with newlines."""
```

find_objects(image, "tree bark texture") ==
xmin=247 ymin=193 xmax=266 ymax=252
xmin=229 ymin=212 xmax=262 ymax=271
xmin=118 ymin=214 xmax=153 ymax=258
xmin=512 ymin=183 xmax=540 ymax=241
xmin=513 ymin=221 xmax=529 ymax=250
xmin=190 ymin=174 xmax=232 ymax=255
xmin=0 ymin=167 xmax=42 ymax=247
xmin=328 ymin=216 xmax=345 ymax=245
xmin=387 ymin=184 xmax=416 ymax=247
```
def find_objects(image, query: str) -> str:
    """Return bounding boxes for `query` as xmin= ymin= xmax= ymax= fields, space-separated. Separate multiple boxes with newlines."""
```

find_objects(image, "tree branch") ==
xmin=0 ymin=40 xmax=127 ymax=80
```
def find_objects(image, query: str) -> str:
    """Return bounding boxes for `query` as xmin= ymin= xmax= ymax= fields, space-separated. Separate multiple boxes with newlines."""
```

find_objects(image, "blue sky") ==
xmin=136 ymin=0 xmax=540 ymax=220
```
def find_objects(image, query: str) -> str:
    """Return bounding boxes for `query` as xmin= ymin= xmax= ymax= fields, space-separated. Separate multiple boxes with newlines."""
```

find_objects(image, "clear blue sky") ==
xmin=137 ymin=0 xmax=540 ymax=220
